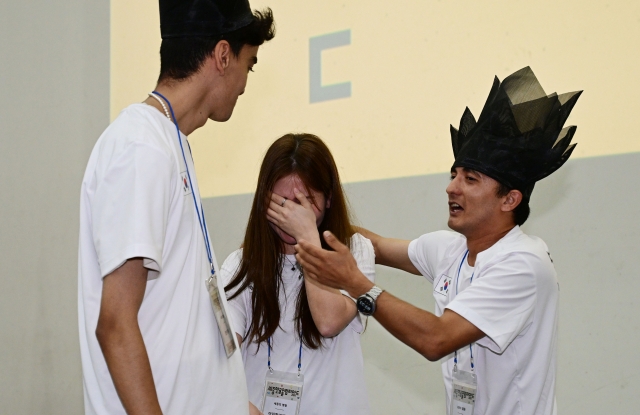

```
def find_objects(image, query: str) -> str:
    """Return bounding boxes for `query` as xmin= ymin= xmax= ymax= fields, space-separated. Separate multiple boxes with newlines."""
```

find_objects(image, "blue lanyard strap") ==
xmin=453 ymin=250 xmax=475 ymax=371
xmin=267 ymin=335 xmax=304 ymax=376
xmin=151 ymin=91 xmax=215 ymax=276
xmin=455 ymin=250 xmax=474 ymax=295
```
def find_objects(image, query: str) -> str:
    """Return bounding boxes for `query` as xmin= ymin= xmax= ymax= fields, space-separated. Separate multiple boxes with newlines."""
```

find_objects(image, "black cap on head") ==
xmin=160 ymin=0 xmax=254 ymax=38
xmin=450 ymin=67 xmax=582 ymax=201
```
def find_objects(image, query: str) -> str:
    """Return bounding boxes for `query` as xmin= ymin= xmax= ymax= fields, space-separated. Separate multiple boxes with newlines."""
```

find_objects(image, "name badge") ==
xmin=261 ymin=370 xmax=304 ymax=415
xmin=205 ymin=275 xmax=237 ymax=357
xmin=450 ymin=367 xmax=477 ymax=415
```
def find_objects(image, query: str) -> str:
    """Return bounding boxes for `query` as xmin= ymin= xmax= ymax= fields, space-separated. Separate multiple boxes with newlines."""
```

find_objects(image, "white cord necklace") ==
xmin=148 ymin=92 xmax=172 ymax=120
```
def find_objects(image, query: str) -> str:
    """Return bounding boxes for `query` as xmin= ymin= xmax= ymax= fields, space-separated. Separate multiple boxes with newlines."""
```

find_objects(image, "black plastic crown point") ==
xmin=450 ymin=66 xmax=582 ymax=200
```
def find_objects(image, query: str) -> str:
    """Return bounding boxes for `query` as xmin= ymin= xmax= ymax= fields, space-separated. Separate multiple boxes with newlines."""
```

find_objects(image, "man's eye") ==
xmin=466 ymin=176 xmax=476 ymax=181
xmin=449 ymin=175 xmax=456 ymax=181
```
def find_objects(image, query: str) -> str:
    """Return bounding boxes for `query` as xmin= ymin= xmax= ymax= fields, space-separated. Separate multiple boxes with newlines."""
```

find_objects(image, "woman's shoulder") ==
xmin=350 ymin=232 xmax=375 ymax=260
xmin=219 ymin=248 xmax=244 ymax=286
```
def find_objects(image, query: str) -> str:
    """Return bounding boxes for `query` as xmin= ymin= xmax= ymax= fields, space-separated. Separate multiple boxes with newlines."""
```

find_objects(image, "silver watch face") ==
xmin=357 ymin=295 xmax=375 ymax=315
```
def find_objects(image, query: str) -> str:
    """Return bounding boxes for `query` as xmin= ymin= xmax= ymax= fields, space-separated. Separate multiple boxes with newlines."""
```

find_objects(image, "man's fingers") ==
xmin=295 ymin=251 xmax=321 ymax=276
xmin=295 ymin=241 xmax=324 ymax=268
xmin=322 ymin=231 xmax=349 ymax=253
xmin=303 ymin=268 xmax=321 ymax=282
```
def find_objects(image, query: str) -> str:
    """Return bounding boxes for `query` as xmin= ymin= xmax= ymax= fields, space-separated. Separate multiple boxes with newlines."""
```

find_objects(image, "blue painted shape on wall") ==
xmin=309 ymin=30 xmax=351 ymax=103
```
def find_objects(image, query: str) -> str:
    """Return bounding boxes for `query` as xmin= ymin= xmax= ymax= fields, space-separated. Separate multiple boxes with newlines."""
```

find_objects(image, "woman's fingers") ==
xmin=293 ymin=188 xmax=313 ymax=210
xmin=266 ymin=207 xmax=279 ymax=224
xmin=270 ymin=191 xmax=287 ymax=205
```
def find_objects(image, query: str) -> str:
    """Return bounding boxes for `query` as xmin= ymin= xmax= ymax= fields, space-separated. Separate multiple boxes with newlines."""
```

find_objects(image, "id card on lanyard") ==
xmin=451 ymin=367 xmax=477 ymax=415
xmin=262 ymin=370 xmax=304 ymax=415
xmin=261 ymin=336 xmax=304 ymax=415
xmin=151 ymin=91 xmax=236 ymax=358
xmin=449 ymin=250 xmax=477 ymax=415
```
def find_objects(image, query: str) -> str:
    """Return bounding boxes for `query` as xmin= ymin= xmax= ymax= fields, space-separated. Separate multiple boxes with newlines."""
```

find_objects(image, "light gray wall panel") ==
xmin=205 ymin=152 xmax=640 ymax=415
xmin=0 ymin=0 xmax=110 ymax=413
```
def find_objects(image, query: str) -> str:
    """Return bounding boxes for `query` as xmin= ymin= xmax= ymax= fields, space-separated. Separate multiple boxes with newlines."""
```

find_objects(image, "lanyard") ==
xmin=267 ymin=336 xmax=304 ymax=377
xmin=151 ymin=91 xmax=215 ymax=277
xmin=454 ymin=250 xmax=475 ymax=372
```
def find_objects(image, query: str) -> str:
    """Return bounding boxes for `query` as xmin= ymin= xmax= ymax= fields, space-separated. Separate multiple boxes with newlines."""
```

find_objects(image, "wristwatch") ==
xmin=356 ymin=286 xmax=384 ymax=316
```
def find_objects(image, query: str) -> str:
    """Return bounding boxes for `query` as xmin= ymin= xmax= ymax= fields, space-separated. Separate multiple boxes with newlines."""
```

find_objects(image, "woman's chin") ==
xmin=280 ymin=235 xmax=297 ymax=246
xmin=274 ymin=229 xmax=297 ymax=246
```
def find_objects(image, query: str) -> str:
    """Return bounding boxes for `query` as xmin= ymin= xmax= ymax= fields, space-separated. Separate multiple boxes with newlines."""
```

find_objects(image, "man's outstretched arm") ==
xmin=355 ymin=227 xmax=420 ymax=275
xmin=96 ymin=258 xmax=163 ymax=415
xmin=295 ymin=231 xmax=484 ymax=361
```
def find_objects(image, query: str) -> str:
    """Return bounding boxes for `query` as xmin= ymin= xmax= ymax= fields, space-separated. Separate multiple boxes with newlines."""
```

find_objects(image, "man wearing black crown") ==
xmin=291 ymin=67 xmax=581 ymax=415
xmin=78 ymin=1 xmax=274 ymax=414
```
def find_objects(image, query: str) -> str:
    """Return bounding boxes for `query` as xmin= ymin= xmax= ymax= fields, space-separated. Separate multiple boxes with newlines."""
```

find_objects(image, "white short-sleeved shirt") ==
xmin=220 ymin=233 xmax=375 ymax=415
xmin=78 ymin=103 xmax=248 ymax=415
xmin=408 ymin=226 xmax=558 ymax=415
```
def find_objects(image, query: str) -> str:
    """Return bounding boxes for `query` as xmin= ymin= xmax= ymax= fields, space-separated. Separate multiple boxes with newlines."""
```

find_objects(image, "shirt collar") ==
xmin=474 ymin=225 xmax=521 ymax=265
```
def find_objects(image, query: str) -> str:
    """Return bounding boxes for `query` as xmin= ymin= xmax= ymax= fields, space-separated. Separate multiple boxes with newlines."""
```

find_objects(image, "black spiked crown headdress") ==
xmin=159 ymin=0 xmax=254 ymax=39
xmin=450 ymin=66 xmax=582 ymax=201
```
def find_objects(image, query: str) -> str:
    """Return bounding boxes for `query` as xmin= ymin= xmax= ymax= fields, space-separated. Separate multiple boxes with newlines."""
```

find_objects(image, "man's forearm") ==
xmin=372 ymin=292 xmax=484 ymax=361
xmin=355 ymin=227 xmax=418 ymax=274
xmin=97 ymin=320 xmax=163 ymax=415
xmin=294 ymin=233 xmax=484 ymax=361
xmin=97 ymin=259 xmax=163 ymax=415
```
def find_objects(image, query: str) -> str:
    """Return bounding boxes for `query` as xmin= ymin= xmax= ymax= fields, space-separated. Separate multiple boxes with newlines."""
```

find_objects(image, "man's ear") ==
xmin=211 ymin=40 xmax=231 ymax=75
xmin=501 ymin=189 xmax=523 ymax=213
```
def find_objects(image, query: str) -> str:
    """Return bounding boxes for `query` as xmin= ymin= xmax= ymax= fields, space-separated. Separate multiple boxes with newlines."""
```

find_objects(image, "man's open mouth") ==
xmin=449 ymin=202 xmax=463 ymax=213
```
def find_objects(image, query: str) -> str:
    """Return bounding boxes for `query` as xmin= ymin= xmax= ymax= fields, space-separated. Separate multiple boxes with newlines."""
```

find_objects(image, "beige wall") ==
xmin=112 ymin=0 xmax=640 ymax=197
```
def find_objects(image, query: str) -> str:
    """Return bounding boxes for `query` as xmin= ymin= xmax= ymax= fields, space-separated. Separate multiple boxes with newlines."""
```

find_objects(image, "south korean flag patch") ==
xmin=180 ymin=171 xmax=192 ymax=196
xmin=434 ymin=274 xmax=452 ymax=297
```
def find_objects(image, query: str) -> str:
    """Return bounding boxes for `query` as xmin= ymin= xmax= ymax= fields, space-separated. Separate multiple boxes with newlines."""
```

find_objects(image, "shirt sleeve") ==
xmin=408 ymin=231 xmax=459 ymax=283
xmin=92 ymin=141 xmax=174 ymax=277
xmin=220 ymin=250 xmax=248 ymax=339
xmin=445 ymin=251 xmax=540 ymax=353
xmin=347 ymin=233 xmax=376 ymax=333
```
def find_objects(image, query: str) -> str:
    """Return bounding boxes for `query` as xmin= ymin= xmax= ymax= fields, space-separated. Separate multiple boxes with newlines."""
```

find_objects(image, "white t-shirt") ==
xmin=78 ymin=103 xmax=248 ymax=415
xmin=408 ymin=226 xmax=558 ymax=415
xmin=220 ymin=233 xmax=375 ymax=415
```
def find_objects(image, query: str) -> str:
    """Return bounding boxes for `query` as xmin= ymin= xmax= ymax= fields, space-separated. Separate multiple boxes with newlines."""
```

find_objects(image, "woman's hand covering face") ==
xmin=267 ymin=188 xmax=322 ymax=245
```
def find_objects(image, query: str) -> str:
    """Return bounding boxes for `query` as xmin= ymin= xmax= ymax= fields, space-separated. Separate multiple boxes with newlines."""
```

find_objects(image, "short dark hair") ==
xmin=158 ymin=8 xmax=275 ymax=83
xmin=496 ymin=182 xmax=530 ymax=226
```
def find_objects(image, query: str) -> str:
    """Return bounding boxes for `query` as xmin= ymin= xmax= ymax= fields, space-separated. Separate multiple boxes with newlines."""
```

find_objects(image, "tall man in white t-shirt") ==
xmin=78 ymin=1 xmax=275 ymax=414
xmin=293 ymin=67 xmax=582 ymax=415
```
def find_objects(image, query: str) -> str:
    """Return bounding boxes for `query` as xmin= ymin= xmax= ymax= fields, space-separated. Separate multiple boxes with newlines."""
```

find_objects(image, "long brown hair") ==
xmin=225 ymin=133 xmax=355 ymax=349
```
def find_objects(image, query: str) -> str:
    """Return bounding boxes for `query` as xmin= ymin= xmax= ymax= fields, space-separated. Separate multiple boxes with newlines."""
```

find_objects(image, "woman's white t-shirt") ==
xmin=220 ymin=233 xmax=375 ymax=415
